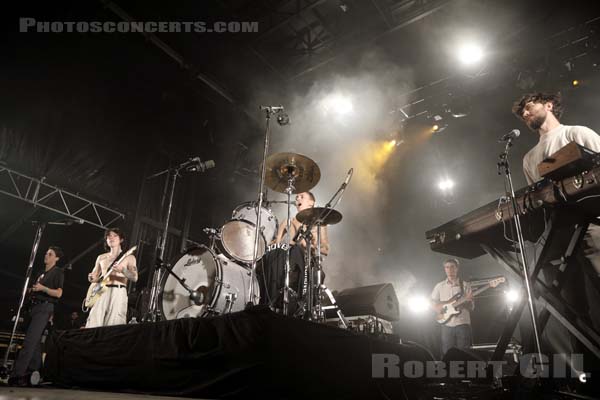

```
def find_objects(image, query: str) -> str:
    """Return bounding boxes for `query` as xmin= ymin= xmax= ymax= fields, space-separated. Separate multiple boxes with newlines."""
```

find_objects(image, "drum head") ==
xmin=220 ymin=220 xmax=266 ymax=263
xmin=160 ymin=246 xmax=220 ymax=320
xmin=232 ymin=202 xmax=279 ymax=243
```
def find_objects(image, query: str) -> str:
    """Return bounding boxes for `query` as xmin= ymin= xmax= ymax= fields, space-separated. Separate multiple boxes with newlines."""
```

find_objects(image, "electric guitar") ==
xmin=435 ymin=276 xmax=506 ymax=324
xmin=82 ymin=246 xmax=137 ymax=311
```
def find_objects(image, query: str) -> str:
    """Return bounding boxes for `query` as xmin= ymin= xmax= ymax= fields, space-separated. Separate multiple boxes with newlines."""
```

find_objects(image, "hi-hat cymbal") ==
xmin=296 ymin=207 xmax=342 ymax=226
xmin=265 ymin=152 xmax=320 ymax=194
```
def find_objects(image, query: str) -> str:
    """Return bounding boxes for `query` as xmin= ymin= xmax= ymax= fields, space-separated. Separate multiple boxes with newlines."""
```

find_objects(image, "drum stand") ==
xmin=297 ymin=221 xmax=347 ymax=327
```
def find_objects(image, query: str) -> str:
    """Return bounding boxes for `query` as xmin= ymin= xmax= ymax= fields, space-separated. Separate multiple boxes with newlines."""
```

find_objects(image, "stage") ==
xmin=43 ymin=307 xmax=432 ymax=399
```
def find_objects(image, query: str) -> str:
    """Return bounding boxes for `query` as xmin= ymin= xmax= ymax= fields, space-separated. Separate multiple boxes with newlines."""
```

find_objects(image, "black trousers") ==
xmin=12 ymin=302 xmax=53 ymax=377
xmin=257 ymin=245 xmax=306 ymax=310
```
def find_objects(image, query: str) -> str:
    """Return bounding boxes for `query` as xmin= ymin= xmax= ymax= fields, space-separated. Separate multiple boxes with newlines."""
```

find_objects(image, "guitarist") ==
xmin=85 ymin=228 xmax=137 ymax=328
xmin=9 ymin=246 xmax=64 ymax=386
xmin=431 ymin=258 xmax=474 ymax=357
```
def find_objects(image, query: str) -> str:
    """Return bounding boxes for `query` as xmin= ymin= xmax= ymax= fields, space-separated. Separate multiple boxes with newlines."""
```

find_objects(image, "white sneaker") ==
xmin=30 ymin=371 xmax=40 ymax=386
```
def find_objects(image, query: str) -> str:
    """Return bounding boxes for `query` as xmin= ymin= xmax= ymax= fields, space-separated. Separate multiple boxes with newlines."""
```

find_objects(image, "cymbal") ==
xmin=296 ymin=207 xmax=342 ymax=226
xmin=265 ymin=152 xmax=320 ymax=194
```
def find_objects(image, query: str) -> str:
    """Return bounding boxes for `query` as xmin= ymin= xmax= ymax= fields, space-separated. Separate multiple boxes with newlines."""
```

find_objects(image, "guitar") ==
xmin=435 ymin=276 xmax=506 ymax=325
xmin=82 ymin=246 xmax=137 ymax=311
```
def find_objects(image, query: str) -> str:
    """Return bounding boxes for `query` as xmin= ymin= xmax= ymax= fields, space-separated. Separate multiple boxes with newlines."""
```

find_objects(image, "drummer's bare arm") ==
xmin=319 ymin=226 xmax=330 ymax=256
xmin=274 ymin=219 xmax=288 ymax=244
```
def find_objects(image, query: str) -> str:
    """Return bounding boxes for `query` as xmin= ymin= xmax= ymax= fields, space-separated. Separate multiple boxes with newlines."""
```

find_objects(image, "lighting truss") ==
xmin=0 ymin=164 xmax=125 ymax=229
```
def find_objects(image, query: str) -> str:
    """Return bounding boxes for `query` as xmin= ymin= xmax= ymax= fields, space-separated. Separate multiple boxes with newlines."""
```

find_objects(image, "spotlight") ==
xmin=407 ymin=295 xmax=431 ymax=314
xmin=438 ymin=178 xmax=454 ymax=191
xmin=320 ymin=93 xmax=354 ymax=117
xmin=458 ymin=43 xmax=483 ymax=65
xmin=572 ymin=79 xmax=580 ymax=87
xmin=505 ymin=289 xmax=519 ymax=304
xmin=390 ymin=139 xmax=397 ymax=146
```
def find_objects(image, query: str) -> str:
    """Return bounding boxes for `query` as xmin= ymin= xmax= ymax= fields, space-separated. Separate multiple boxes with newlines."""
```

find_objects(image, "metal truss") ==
xmin=0 ymin=164 xmax=125 ymax=230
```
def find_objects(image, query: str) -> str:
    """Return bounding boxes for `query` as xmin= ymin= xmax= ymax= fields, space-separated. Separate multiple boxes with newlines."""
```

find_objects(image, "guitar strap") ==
xmin=103 ymin=250 xmax=124 ymax=279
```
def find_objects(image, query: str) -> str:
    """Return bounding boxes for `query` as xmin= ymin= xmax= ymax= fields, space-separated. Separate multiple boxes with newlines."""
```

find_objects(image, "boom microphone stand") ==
xmin=497 ymin=138 xmax=544 ymax=367
xmin=1 ymin=223 xmax=45 ymax=376
xmin=248 ymin=106 xmax=288 ymax=309
xmin=144 ymin=157 xmax=214 ymax=322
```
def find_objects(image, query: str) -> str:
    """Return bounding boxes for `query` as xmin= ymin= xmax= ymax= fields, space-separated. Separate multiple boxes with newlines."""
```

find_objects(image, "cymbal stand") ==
xmin=282 ymin=171 xmax=297 ymax=316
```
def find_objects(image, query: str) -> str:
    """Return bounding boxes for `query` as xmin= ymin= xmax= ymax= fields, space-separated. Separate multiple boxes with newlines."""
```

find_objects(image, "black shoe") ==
xmin=8 ymin=375 xmax=29 ymax=387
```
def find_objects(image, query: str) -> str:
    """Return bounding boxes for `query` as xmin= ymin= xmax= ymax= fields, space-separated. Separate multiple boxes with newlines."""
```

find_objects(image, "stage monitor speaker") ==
xmin=330 ymin=283 xmax=399 ymax=321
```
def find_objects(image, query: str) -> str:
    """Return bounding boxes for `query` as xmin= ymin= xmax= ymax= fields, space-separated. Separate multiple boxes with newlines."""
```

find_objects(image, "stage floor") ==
xmin=0 ymin=386 xmax=201 ymax=400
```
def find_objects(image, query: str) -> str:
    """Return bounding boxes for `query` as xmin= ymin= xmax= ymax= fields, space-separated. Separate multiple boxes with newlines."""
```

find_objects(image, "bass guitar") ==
xmin=435 ymin=276 xmax=505 ymax=324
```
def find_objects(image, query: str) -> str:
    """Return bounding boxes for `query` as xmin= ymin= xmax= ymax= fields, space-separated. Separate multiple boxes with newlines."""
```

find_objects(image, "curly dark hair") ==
xmin=104 ymin=227 xmax=126 ymax=250
xmin=512 ymin=92 xmax=564 ymax=120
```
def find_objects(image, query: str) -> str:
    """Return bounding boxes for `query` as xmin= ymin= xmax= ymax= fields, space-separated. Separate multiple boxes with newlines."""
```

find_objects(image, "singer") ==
xmin=512 ymin=91 xmax=600 ymax=340
xmin=512 ymin=92 xmax=600 ymax=185
xmin=9 ymin=246 xmax=64 ymax=386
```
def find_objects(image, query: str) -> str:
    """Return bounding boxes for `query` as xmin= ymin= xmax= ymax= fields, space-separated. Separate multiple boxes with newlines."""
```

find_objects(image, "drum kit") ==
xmin=159 ymin=152 xmax=349 ymax=325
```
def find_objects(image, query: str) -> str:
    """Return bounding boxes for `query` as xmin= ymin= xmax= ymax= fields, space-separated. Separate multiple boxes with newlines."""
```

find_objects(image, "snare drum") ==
xmin=220 ymin=202 xmax=279 ymax=263
xmin=160 ymin=246 xmax=259 ymax=320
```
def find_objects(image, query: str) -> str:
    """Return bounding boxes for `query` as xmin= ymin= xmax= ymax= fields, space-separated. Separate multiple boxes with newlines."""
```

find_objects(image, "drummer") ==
xmin=273 ymin=192 xmax=330 ymax=256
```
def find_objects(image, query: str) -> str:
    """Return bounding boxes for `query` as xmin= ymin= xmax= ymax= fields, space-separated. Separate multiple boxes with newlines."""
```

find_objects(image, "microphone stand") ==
xmin=497 ymin=138 xmax=544 ymax=368
xmin=1 ymin=223 xmax=45 ymax=376
xmin=247 ymin=109 xmax=274 ymax=309
xmin=144 ymin=159 xmax=210 ymax=322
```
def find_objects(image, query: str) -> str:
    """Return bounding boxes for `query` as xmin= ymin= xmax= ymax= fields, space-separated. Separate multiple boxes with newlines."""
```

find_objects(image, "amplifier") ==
xmin=326 ymin=283 xmax=399 ymax=321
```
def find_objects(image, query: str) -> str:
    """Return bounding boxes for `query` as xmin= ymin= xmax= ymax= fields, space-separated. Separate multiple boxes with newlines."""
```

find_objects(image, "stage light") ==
xmin=320 ymin=93 xmax=354 ymax=117
xmin=407 ymin=295 xmax=430 ymax=314
xmin=572 ymin=79 xmax=580 ymax=87
xmin=458 ymin=43 xmax=483 ymax=65
xmin=438 ymin=178 xmax=454 ymax=191
xmin=505 ymin=289 xmax=519 ymax=304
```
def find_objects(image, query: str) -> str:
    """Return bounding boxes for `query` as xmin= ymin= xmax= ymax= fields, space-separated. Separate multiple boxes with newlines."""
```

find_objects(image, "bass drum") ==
xmin=160 ymin=246 xmax=259 ymax=320
xmin=220 ymin=202 xmax=278 ymax=263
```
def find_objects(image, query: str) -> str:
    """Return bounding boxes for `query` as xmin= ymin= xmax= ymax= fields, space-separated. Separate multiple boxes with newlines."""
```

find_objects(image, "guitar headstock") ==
xmin=489 ymin=276 xmax=506 ymax=288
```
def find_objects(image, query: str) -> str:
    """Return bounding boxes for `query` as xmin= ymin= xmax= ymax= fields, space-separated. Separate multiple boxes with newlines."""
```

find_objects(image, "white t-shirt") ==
xmin=522 ymin=124 xmax=600 ymax=185
xmin=431 ymin=279 xmax=473 ymax=327
xmin=522 ymin=124 xmax=600 ymax=274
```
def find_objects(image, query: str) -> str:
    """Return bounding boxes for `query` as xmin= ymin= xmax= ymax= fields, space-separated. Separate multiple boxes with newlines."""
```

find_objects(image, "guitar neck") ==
xmin=453 ymin=284 xmax=490 ymax=307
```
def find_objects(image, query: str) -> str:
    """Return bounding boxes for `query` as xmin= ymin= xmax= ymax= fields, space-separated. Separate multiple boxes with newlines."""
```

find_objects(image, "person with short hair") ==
xmin=10 ymin=246 xmax=64 ymax=386
xmin=85 ymin=228 xmax=137 ymax=328
xmin=512 ymin=92 xmax=600 ymax=185
xmin=431 ymin=258 xmax=474 ymax=356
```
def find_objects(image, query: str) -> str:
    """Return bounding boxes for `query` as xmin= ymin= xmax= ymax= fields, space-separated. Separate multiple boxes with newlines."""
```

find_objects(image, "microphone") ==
xmin=341 ymin=168 xmax=354 ymax=188
xmin=499 ymin=129 xmax=520 ymax=142
xmin=203 ymin=227 xmax=218 ymax=235
xmin=180 ymin=157 xmax=216 ymax=172
xmin=259 ymin=105 xmax=285 ymax=113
